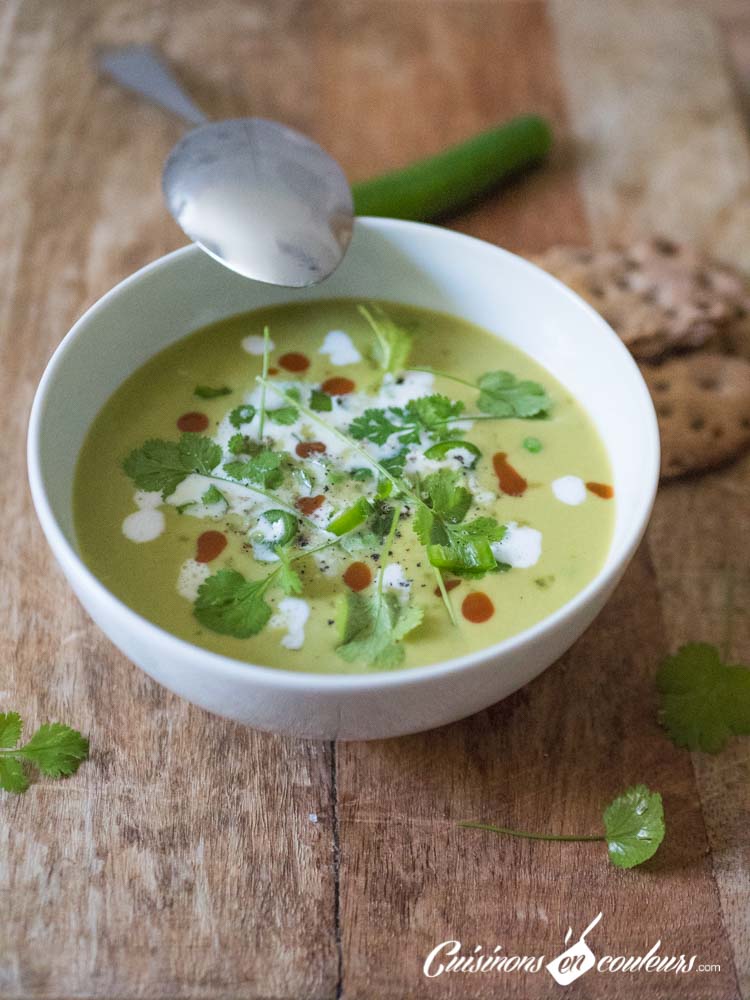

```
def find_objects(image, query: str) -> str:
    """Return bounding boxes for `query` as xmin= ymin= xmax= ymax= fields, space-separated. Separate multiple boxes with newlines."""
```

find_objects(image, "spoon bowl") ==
xmin=99 ymin=45 xmax=353 ymax=287
xmin=163 ymin=117 xmax=353 ymax=286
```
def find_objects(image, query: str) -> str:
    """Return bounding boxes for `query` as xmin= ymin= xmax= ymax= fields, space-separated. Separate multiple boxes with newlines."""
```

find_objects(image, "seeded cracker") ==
xmin=532 ymin=237 xmax=750 ymax=360
xmin=642 ymin=353 xmax=750 ymax=477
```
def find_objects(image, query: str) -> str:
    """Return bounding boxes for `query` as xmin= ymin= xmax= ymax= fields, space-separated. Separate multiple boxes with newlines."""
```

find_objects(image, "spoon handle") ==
xmin=97 ymin=45 xmax=208 ymax=128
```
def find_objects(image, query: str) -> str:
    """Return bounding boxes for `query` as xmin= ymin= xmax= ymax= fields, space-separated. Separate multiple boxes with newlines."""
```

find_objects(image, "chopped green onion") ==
xmin=194 ymin=385 xmax=232 ymax=399
xmin=229 ymin=404 xmax=256 ymax=428
xmin=327 ymin=497 xmax=373 ymax=536
xmin=257 ymin=509 xmax=298 ymax=547
xmin=424 ymin=439 xmax=482 ymax=468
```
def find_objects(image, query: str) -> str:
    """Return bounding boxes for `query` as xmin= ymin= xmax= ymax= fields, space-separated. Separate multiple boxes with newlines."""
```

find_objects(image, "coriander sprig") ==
xmin=408 ymin=367 xmax=551 ymax=419
xmin=258 ymin=379 xmax=506 ymax=615
xmin=194 ymin=538 xmax=340 ymax=638
xmin=337 ymin=505 xmax=424 ymax=668
xmin=461 ymin=785 xmax=665 ymax=870
xmin=0 ymin=712 xmax=89 ymax=795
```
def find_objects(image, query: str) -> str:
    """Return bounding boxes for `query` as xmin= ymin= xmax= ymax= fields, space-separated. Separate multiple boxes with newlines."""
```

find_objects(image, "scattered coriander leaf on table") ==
xmin=602 ymin=784 xmax=665 ymax=869
xmin=0 ymin=710 xmax=22 ymax=748
xmin=656 ymin=642 xmax=750 ymax=753
xmin=0 ymin=757 xmax=28 ymax=794
xmin=0 ymin=712 xmax=89 ymax=795
xmin=460 ymin=784 xmax=664 ymax=870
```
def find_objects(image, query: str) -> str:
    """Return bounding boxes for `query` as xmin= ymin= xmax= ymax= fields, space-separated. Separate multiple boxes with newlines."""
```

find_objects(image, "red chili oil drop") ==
xmin=493 ymin=452 xmax=527 ymax=496
xmin=586 ymin=481 xmax=614 ymax=499
xmin=195 ymin=530 xmax=227 ymax=563
xmin=295 ymin=494 xmax=325 ymax=515
xmin=321 ymin=376 xmax=355 ymax=396
xmin=177 ymin=411 xmax=209 ymax=433
xmin=462 ymin=592 xmax=494 ymax=623
xmin=268 ymin=366 xmax=279 ymax=376
xmin=434 ymin=578 xmax=462 ymax=598
xmin=295 ymin=441 xmax=327 ymax=458
xmin=279 ymin=352 xmax=310 ymax=372
xmin=343 ymin=561 xmax=372 ymax=592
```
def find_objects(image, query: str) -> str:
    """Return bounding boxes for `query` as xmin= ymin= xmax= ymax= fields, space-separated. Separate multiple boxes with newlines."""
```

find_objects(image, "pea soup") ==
xmin=74 ymin=300 xmax=614 ymax=673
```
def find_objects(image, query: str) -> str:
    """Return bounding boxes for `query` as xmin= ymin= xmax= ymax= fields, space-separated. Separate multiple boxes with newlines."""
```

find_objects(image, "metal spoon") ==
xmin=98 ymin=45 xmax=353 ymax=287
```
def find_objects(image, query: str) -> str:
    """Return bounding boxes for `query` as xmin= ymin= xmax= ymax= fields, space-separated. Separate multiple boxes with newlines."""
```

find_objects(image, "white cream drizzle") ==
xmin=122 ymin=490 xmax=165 ymax=542
xmin=242 ymin=334 xmax=275 ymax=355
xmin=270 ymin=597 xmax=310 ymax=650
xmin=176 ymin=558 xmax=211 ymax=600
xmin=381 ymin=562 xmax=411 ymax=600
xmin=319 ymin=330 xmax=362 ymax=366
xmin=491 ymin=522 xmax=542 ymax=569
xmin=552 ymin=475 xmax=587 ymax=506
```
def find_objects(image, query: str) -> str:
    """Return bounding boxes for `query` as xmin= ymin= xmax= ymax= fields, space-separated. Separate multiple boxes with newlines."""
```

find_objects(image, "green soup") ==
xmin=74 ymin=299 xmax=614 ymax=673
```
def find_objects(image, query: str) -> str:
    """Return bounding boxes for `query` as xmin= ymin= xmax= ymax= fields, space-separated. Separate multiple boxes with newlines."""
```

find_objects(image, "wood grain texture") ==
xmin=0 ymin=0 xmax=748 ymax=998
xmin=552 ymin=2 xmax=750 ymax=993
xmin=0 ymin=3 xmax=337 ymax=998
xmin=552 ymin=0 xmax=750 ymax=271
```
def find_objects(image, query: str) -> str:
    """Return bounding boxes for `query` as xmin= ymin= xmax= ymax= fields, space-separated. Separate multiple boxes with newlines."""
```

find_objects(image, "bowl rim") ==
xmin=27 ymin=217 xmax=660 ymax=692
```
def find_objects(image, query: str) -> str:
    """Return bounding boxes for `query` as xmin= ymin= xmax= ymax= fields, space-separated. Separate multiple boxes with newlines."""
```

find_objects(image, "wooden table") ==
xmin=2 ymin=2 xmax=748 ymax=997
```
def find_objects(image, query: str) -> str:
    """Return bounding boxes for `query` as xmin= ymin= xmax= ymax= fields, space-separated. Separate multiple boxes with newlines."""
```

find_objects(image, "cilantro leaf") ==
xmin=268 ymin=405 xmax=298 ymax=425
xmin=603 ymin=785 xmax=665 ymax=869
xmin=0 ymin=757 xmax=29 ymax=794
xmin=405 ymin=394 xmax=464 ymax=434
xmin=123 ymin=434 xmax=222 ymax=497
xmin=349 ymin=395 xmax=465 ymax=448
xmin=310 ymin=389 xmax=333 ymax=412
xmin=367 ymin=499 xmax=398 ymax=541
xmin=656 ymin=643 xmax=750 ymax=753
xmin=458 ymin=517 xmax=506 ymax=542
xmin=194 ymin=569 xmax=273 ymax=638
xmin=201 ymin=485 xmax=226 ymax=506
xmin=0 ymin=714 xmax=89 ymax=794
xmin=380 ymin=452 xmax=407 ymax=477
xmin=18 ymin=724 xmax=89 ymax=778
xmin=276 ymin=549 xmax=303 ymax=596
xmin=427 ymin=537 xmax=497 ymax=577
xmin=194 ymin=384 xmax=232 ymax=398
xmin=476 ymin=371 xmax=551 ymax=418
xmin=460 ymin=783 xmax=665 ymax=870
xmin=359 ymin=304 xmax=412 ymax=376
xmin=0 ymin=711 xmax=22 ymax=748
xmin=349 ymin=408 xmax=413 ymax=446
xmin=223 ymin=449 xmax=284 ymax=489
xmin=228 ymin=433 xmax=250 ymax=455
xmin=422 ymin=470 xmax=472 ymax=524
xmin=337 ymin=589 xmax=422 ymax=668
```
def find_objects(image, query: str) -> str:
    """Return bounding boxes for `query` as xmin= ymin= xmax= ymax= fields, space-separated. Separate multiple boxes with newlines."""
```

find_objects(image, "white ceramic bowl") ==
xmin=28 ymin=219 xmax=659 ymax=740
